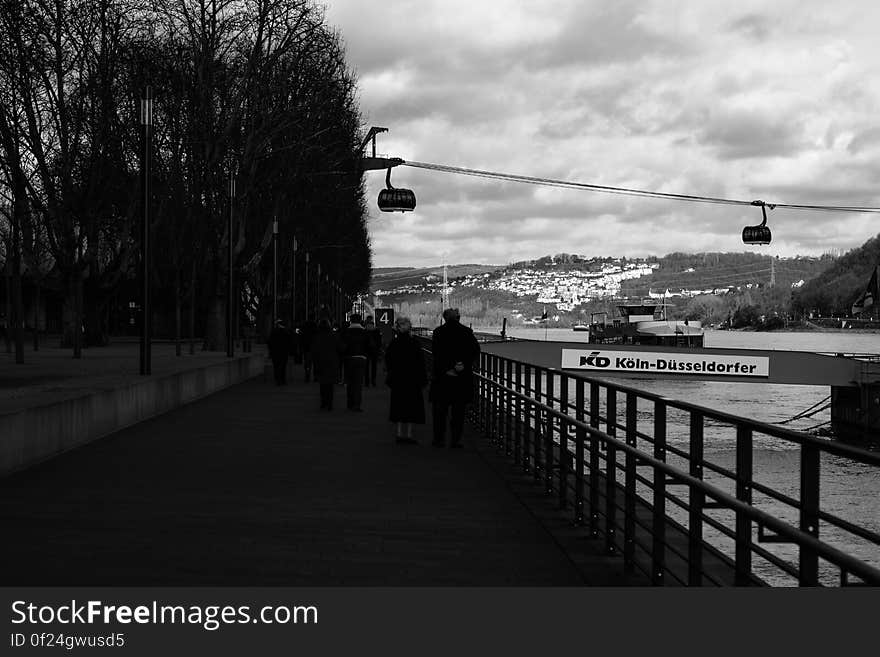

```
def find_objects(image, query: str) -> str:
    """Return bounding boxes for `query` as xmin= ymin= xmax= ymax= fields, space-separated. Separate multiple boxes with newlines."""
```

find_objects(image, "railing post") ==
xmin=574 ymin=378 xmax=585 ymax=526
xmin=495 ymin=355 xmax=503 ymax=447
xmin=545 ymin=371 xmax=555 ymax=496
xmin=558 ymin=375 xmax=569 ymax=510
xmin=624 ymin=392 xmax=637 ymax=572
xmin=735 ymin=426 xmax=753 ymax=586
xmin=688 ymin=412 xmax=704 ymax=586
xmin=489 ymin=355 xmax=498 ymax=445
xmin=589 ymin=382 xmax=600 ymax=538
xmin=523 ymin=365 xmax=532 ymax=474
xmin=799 ymin=443 xmax=820 ymax=587
xmin=514 ymin=362 xmax=523 ymax=466
xmin=605 ymin=388 xmax=617 ymax=555
xmin=652 ymin=400 xmax=667 ymax=585
xmin=534 ymin=367 xmax=544 ymax=483
xmin=494 ymin=355 xmax=502 ymax=448
xmin=505 ymin=359 xmax=514 ymax=455
xmin=479 ymin=352 xmax=488 ymax=434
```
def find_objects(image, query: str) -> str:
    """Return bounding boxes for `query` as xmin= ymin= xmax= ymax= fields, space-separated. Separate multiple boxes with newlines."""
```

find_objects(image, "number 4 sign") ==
xmin=375 ymin=308 xmax=394 ymax=347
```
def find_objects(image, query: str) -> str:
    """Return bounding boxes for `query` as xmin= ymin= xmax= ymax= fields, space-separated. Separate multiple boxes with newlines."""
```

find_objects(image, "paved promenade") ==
xmin=0 ymin=370 xmax=644 ymax=586
xmin=0 ymin=339 xmax=247 ymax=415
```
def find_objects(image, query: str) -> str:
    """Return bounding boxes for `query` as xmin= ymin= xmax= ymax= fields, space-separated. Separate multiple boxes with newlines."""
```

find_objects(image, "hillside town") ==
xmin=471 ymin=259 xmax=656 ymax=311
xmin=372 ymin=255 xmax=812 ymax=313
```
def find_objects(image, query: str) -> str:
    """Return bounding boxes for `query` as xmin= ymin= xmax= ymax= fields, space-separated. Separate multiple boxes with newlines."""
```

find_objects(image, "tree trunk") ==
xmin=33 ymin=277 xmax=40 ymax=351
xmin=234 ymin=278 xmax=240 ymax=349
xmin=175 ymin=268 xmax=181 ymax=356
xmin=203 ymin=295 xmax=226 ymax=351
xmin=11 ymin=186 xmax=25 ymax=364
xmin=3 ymin=267 xmax=11 ymax=353
xmin=11 ymin=258 xmax=23 ymax=363
xmin=189 ymin=260 xmax=196 ymax=355
xmin=84 ymin=275 xmax=108 ymax=347
xmin=62 ymin=273 xmax=84 ymax=357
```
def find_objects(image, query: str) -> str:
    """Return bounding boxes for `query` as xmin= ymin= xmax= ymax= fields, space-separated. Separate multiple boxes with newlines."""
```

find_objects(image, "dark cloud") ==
xmin=848 ymin=127 xmax=880 ymax=155
xmin=727 ymin=14 xmax=772 ymax=42
xmin=696 ymin=109 xmax=808 ymax=160
xmin=524 ymin=3 xmax=692 ymax=71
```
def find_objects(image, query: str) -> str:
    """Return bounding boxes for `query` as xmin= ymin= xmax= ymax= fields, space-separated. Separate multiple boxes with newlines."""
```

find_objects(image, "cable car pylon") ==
xmin=359 ymin=127 xmax=416 ymax=212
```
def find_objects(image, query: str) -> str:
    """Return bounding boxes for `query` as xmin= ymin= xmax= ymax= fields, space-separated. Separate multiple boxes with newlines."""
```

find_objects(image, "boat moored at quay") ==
xmin=583 ymin=302 xmax=704 ymax=347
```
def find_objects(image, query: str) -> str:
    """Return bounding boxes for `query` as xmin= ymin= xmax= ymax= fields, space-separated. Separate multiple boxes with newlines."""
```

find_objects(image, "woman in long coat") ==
xmin=311 ymin=318 xmax=342 ymax=410
xmin=384 ymin=316 xmax=427 ymax=444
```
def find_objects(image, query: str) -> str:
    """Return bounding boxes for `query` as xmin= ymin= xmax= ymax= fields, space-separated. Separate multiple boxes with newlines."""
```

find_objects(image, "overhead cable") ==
xmin=402 ymin=161 xmax=880 ymax=214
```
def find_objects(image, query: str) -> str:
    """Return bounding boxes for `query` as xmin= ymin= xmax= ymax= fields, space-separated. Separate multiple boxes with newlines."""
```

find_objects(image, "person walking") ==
xmin=341 ymin=313 xmax=369 ymax=411
xmin=311 ymin=318 xmax=342 ymax=410
xmin=267 ymin=320 xmax=292 ymax=386
xmin=300 ymin=316 xmax=317 ymax=383
xmin=363 ymin=316 xmax=382 ymax=387
xmin=430 ymin=308 xmax=481 ymax=448
xmin=384 ymin=316 xmax=427 ymax=444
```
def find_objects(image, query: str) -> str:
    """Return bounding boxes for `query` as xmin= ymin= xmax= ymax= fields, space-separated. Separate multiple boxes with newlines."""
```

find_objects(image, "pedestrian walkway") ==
xmin=0 ymin=375 xmax=642 ymax=586
xmin=0 ymin=340 xmax=246 ymax=415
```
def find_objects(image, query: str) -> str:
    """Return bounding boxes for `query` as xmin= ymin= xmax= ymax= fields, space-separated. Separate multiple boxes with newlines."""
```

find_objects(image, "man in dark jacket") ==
xmin=341 ymin=314 xmax=370 ymax=411
xmin=431 ymin=308 xmax=481 ymax=448
xmin=311 ymin=318 xmax=342 ymax=410
xmin=363 ymin=316 xmax=382 ymax=387
xmin=267 ymin=320 xmax=292 ymax=385
xmin=300 ymin=316 xmax=317 ymax=383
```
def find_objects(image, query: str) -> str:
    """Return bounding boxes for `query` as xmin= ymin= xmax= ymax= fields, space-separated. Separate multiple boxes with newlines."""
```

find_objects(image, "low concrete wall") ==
xmin=0 ymin=355 xmax=265 ymax=478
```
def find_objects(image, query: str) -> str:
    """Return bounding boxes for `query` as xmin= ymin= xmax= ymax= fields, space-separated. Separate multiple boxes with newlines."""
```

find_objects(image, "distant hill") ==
xmin=372 ymin=267 xmax=415 ymax=276
xmin=373 ymin=249 xmax=867 ymax=328
xmin=620 ymin=252 xmax=833 ymax=297
xmin=792 ymin=234 xmax=880 ymax=315
xmin=370 ymin=264 xmax=501 ymax=291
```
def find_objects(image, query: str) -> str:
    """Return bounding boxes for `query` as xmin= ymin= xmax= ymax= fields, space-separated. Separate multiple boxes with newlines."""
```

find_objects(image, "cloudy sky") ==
xmin=323 ymin=0 xmax=880 ymax=268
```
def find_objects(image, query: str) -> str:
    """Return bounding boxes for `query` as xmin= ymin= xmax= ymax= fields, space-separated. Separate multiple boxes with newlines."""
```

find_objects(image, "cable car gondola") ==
xmin=377 ymin=167 xmax=416 ymax=212
xmin=742 ymin=200 xmax=774 ymax=245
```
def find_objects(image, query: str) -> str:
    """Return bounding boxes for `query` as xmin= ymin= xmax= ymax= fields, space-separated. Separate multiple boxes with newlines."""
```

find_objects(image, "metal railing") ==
xmin=412 ymin=323 xmax=880 ymax=586
xmin=473 ymin=350 xmax=880 ymax=586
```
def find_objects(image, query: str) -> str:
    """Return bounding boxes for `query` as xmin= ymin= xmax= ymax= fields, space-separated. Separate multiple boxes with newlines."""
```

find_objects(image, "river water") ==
xmin=485 ymin=328 xmax=880 ymax=585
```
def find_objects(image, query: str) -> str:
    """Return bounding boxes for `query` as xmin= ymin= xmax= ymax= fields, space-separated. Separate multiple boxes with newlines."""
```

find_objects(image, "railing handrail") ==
xmin=473 ymin=368 xmax=880 ymax=584
xmin=414 ymin=330 xmax=877 ymax=463
xmin=535 ymin=363 xmax=879 ymax=465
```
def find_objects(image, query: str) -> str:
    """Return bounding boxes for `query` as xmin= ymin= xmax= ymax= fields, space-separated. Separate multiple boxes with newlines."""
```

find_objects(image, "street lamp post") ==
xmin=337 ymin=285 xmax=343 ymax=326
xmin=304 ymin=251 xmax=310 ymax=319
xmin=291 ymin=236 xmax=297 ymax=326
xmin=227 ymin=168 xmax=235 ymax=358
xmin=139 ymin=85 xmax=153 ymax=375
xmin=315 ymin=262 xmax=321 ymax=312
xmin=272 ymin=217 xmax=278 ymax=327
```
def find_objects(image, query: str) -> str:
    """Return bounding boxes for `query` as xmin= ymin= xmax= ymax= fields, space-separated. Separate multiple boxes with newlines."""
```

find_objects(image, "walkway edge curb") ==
xmin=0 ymin=355 xmax=265 ymax=478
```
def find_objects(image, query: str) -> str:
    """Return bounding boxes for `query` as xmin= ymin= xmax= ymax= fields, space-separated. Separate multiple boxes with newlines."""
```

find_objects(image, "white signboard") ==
xmin=561 ymin=349 xmax=770 ymax=377
xmin=374 ymin=308 xmax=395 ymax=347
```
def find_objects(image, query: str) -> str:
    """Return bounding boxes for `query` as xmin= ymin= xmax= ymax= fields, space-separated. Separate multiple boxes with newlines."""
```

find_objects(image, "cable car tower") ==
xmin=360 ymin=127 xmax=416 ymax=212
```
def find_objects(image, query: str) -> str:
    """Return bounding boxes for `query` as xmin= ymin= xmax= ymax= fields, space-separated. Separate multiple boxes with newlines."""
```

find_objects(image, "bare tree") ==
xmin=0 ymin=0 xmax=372 ymax=357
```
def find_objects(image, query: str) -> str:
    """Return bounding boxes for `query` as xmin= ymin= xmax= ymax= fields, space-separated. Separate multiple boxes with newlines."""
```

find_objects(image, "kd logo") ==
xmin=580 ymin=352 xmax=610 ymax=368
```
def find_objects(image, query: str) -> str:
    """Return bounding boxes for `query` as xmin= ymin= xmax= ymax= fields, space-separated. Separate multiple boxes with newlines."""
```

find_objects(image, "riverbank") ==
xmin=768 ymin=320 xmax=880 ymax=333
xmin=477 ymin=319 xmax=880 ymax=334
